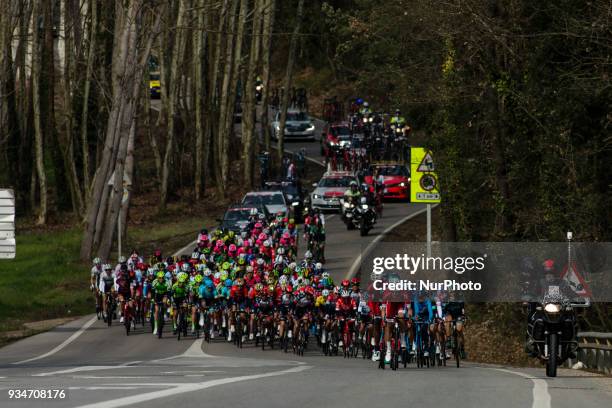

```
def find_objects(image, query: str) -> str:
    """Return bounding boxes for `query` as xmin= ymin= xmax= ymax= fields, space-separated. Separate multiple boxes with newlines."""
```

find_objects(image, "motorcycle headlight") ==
xmin=544 ymin=303 xmax=561 ymax=313
xmin=256 ymin=85 xmax=263 ymax=91
xmin=361 ymin=204 xmax=369 ymax=209
xmin=343 ymin=202 xmax=350 ymax=208
xmin=400 ymin=182 xmax=405 ymax=187
xmin=286 ymin=194 xmax=293 ymax=200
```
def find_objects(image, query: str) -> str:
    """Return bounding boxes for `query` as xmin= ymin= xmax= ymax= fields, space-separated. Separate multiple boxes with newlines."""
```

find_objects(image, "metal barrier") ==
xmin=566 ymin=332 xmax=612 ymax=375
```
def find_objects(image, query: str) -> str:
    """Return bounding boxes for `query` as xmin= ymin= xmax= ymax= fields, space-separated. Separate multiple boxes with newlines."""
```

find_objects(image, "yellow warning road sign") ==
xmin=410 ymin=147 xmax=441 ymax=203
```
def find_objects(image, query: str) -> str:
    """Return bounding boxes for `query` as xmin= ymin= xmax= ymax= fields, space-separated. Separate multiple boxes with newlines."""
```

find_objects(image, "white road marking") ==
xmin=33 ymin=361 xmax=141 ymax=377
xmin=173 ymin=239 xmax=197 ymax=257
xmin=152 ymin=338 xmax=216 ymax=362
xmin=161 ymin=370 xmax=225 ymax=374
xmin=69 ymin=386 xmax=159 ymax=391
xmin=344 ymin=205 xmax=433 ymax=279
xmin=13 ymin=316 xmax=98 ymax=365
xmin=75 ymin=376 xmax=154 ymax=379
xmin=491 ymin=368 xmax=551 ymax=408
xmin=75 ymin=365 xmax=312 ymax=408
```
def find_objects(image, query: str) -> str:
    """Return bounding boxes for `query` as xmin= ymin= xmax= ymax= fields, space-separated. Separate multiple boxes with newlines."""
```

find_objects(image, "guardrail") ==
xmin=566 ymin=332 xmax=612 ymax=375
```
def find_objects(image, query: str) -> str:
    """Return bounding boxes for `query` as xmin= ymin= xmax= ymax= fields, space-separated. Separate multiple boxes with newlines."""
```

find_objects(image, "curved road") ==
xmin=0 ymin=117 xmax=610 ymax=408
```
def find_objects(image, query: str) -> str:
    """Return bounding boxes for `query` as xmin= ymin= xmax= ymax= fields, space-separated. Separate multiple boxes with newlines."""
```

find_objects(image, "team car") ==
xmin=364 ymin=163 xmax=411 ymax=200
xmin=242 ymin=190 xmax=289 ymax=217
xmin=310 ymin=171 xmax=360 ymax=211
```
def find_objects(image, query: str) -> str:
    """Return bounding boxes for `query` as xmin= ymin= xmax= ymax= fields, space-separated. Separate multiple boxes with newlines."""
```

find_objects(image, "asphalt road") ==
xmin=1 ymin=105 xmax=610 ymax=408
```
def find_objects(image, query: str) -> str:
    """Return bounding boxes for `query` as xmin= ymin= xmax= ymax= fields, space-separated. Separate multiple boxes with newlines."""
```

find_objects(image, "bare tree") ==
xmin=160 ymin=0 xmax=188 ymax=211
xmin=276 ymin=0 xmax=304 ymax=163
xmin=260 ymin=0 xmax=275 ymax=151
xmin=193 ymin=0 xmax=208 ymax=199
xmin=81 ymin=0 xmax=162 ymax=260
xmin=31 ymin=0 xmax=48 ymax=225
xmin=242 ymin=0 xmax=263 ymax=186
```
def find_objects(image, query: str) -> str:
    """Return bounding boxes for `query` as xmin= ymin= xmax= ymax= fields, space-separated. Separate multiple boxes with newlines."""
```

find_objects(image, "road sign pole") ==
xmin=427 ymin=203 xmax=431 ymax=257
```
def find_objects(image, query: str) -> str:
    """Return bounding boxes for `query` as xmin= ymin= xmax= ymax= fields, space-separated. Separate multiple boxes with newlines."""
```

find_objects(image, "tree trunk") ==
xmin=144 ymin=74 xmax=162 ymax=183
xmin=260 ymin=0 xmax=275 ymax=151
xmin=242 ymin=0 xmax=263 ymax=186
xmin=60 ymin=0 xmax=84 ymax=216
xmin=160 ymin=0 xmax=187 ymax=211
xmin=216 ymin=0 xmax=240 ymax=193
xmin=210 ymin=0 xmax=230 ymax=183
xmin=81 ymin=0 xmax=161 ymax=260
xmin=277 ymin=0 xmax=304 ymax=164
xmin=194 ymin=0 xmax=207 ymax=199
xmin=81 ymin=0 xmax=98 ymax=194
xmin=31 ymin=1 xmax=48 ymax=225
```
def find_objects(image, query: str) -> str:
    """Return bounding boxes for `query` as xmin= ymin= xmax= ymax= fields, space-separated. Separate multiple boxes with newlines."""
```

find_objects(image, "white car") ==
xmin=242 ymin=191 xmax=288 ymax=217
xmin=271 ymin=109 xmax=316 ymax=140
xmin=310 ymin=171 xmax=359 ymax=211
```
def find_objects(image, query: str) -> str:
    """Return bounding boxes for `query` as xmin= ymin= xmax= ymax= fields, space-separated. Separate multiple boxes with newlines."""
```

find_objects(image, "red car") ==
xmin=320 ymin=122 xmax=352 ymax=156
xmin=364 ymin=163 xmax=410 ymax=200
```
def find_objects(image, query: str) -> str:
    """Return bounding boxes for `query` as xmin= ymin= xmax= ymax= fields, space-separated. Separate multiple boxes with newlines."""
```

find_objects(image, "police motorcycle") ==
xmin=526 ymin=278 xmax=588 ymax=377
xmin=340 ymin=194 xmax=376 ymax=236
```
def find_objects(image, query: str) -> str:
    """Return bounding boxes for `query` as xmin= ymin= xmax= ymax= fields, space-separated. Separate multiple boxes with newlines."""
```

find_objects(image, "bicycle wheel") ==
xmin=455 ymin=332 xmax=461 ymax=368
xmin=157 ymin=307 xmax=164 ymax=339
xmin=177 ymin=312 xmax=183 ymax=341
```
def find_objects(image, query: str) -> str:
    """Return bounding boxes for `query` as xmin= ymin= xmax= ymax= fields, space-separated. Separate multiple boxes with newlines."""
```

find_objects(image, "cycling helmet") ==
xmin=304 ymin=250 xmax=313 ymax=259
xmin=363 ymin=101 xmax=369 ymax=107
xmin=156 ymin=271 xmax=165 ymax=279
xmin=103 ymin=263 xmax=112 ymax=271
xmin=263 ymin=240 xmax=271 ymax=248
xmin=177 ymin=272 xmax=188 ymax=282
xmin=286 ymin=285 xmax=293 ymax=294
xmin=181 ymin=263 xmax=191 ymax=272
xmin=225 ymin=278 xmax=233 ymax=287
xmin=349 ymin=180 xmax=358 ymax=187
xmin=228 ymin=244 xmax=237 ymax=252
xmin=322 ymin=289 xmax=330 ymax=297
xmin=194 ymin=274 xmax=203 ymax=283
xmin=255 ymin=283 xmax=263 ymax=292
xmin=118 ymin=256 xmax=127 ymax=263
xmin=341 ymin=279 xmax=350 ymax=288
xmin=222 ymin=261 xmax=231 ymax=270
xmin=279 ymin=275 xmax=288 ymax=285
xmin=543 ymin=259 xmax=555 ymax=273
xmin=191 ymin=252 xmax=199 ymax=260
xmin=93 ymin=257 xmax=101 ymax=265
xmin=340 ymin=289 xmax=350 ymax=298
xmin=315 ymin=262 xmax=323 ymax=271
xmin=204 ymin=268 xmax=212 ymax=277
xmin=351 ymin=277 xmax=360 ymax=286
xmin=283 ymin=267 xmax=291 ymax=275
xmin=219 ymin=271 xmax=228 ymax=281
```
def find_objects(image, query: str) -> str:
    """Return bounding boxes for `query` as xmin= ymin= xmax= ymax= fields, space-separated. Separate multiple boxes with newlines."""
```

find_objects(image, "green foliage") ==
xmin=308 ymin=0 xmax=612 ymax=241
xmin=0 ymin=229 xmax=89 ymax=331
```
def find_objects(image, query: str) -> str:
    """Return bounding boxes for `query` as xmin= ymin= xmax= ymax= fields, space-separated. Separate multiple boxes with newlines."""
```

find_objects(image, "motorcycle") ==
xmin=340 ymin=196 xmax=375 ymax=236
xmin=526 ymin=285 xmax=588 ymax=377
